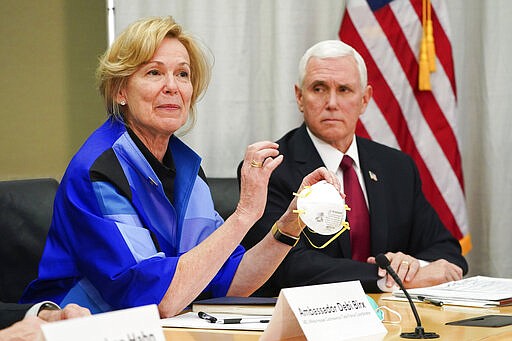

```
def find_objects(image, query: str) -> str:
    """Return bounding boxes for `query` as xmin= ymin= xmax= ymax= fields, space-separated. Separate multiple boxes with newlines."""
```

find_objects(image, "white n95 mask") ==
xmin=295 ymin=180 xmax=348 ymax=235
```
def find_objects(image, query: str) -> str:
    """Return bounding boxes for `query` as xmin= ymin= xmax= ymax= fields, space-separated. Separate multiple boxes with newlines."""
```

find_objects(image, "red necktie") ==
xmin=340 ymin=155 xmax=370 ymax=262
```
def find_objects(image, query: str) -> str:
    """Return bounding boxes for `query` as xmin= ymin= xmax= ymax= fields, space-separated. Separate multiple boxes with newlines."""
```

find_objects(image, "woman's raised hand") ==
xmin=235 ymin=141 xmax=283 ymax=224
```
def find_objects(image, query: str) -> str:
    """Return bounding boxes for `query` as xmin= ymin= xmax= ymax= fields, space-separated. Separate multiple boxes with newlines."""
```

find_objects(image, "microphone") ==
xmin=375 ymin=254 xmax=439 ymax=339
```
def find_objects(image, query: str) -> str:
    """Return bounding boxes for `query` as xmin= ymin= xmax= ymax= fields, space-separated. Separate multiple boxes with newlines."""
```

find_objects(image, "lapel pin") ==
xmin=369 ymin=170 xmax=378 ymax=182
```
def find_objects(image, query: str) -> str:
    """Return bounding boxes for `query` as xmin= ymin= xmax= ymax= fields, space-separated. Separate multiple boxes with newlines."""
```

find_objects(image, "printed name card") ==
xmin=261 ymin=281 xmax=387 ymax=341
xmin=42 ymin=304 xmax=165 ymax=341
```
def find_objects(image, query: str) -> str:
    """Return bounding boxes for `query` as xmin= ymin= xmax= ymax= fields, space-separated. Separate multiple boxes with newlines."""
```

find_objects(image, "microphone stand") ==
xmin=375 ymin=254 xmax=439 ymax=339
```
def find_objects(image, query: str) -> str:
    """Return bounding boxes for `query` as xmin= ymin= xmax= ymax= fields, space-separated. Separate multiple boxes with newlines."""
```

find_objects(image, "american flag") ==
xmin=339 ymin=0 xmax=471 ymax=254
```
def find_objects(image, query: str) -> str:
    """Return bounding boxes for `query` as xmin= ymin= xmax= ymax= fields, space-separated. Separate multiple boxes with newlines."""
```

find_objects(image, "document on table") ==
xmin=161 ymin=312 xmax=271 ymax=331
xmin=391 ymin=276 xmax=512 ymax=307
xmin=382 ymin=294 xmax=501 ymax=311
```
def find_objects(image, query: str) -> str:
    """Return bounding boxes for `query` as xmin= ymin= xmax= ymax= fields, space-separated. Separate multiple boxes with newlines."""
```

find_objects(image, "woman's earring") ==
xmin=120 ymin=100 xmax=126 ymax=106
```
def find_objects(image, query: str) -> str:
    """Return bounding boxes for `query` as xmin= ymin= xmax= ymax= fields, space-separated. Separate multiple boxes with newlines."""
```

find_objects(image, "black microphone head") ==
xmin=375 ymin=253 xmax=390 ymax=268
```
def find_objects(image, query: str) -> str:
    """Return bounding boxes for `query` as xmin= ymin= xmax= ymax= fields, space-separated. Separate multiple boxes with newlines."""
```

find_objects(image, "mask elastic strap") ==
xmin=301 ymin=216 xmax=351 ymax=249
xmin=376 ymin=305 xmax=402 ymax=324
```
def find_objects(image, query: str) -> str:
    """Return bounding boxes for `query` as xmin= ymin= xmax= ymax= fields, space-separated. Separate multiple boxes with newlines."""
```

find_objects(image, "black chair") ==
xmin=0 ymin=178 xmax=59 ymax=303
xmin=207 ymin=178 xmax=239 ymax=221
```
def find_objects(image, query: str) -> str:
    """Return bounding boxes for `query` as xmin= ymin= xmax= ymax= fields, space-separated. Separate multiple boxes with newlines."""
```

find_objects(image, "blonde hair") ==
xmin=96 ymin=16 xmax=212 ymax=131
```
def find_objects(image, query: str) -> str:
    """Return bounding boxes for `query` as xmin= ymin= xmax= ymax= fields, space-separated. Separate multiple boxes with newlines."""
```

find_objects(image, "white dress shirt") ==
xmin=306 ymin=127 xmax=369 ymax=208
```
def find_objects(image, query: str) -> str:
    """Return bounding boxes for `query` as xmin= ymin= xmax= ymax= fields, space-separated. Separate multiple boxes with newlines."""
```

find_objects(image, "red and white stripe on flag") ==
xmin=339 ymin=0 xmax=471 ymax=254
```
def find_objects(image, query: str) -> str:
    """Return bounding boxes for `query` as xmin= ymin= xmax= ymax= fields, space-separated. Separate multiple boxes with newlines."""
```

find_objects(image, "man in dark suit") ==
xmin=0 ymin=302 xmax=89 ymax=339
xmin=240 ymin=40 xmax=467 ymax=296
xmin=0 ymin=302 xmax=37 ymax=330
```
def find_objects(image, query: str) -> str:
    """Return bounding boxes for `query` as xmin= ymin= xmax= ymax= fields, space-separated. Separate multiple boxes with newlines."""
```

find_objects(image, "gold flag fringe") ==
xmin=418 ymin=0 xmax=435 ymax=91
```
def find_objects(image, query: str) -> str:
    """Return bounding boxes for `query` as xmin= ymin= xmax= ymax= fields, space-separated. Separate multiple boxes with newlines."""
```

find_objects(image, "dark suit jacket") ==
xmin=0 ymin=302 xmax=33 ymax=329
xmin=240 ymin=124 xmax=468 ymax=296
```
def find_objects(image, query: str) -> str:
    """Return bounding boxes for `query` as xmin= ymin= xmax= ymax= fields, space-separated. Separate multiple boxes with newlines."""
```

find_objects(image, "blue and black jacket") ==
xmin=21 ymin=118 xmax=244 ymax=313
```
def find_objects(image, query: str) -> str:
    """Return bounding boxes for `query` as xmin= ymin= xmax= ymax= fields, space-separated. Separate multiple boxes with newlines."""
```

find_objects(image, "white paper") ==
xmin=42 ymin=304 xmax=165 ymax=341
xmin=393 ymin=276 xmax=512 ymax=307
xmin=161 ymin=312 xmax=270 ymax=331
xmin=382 ymin=294 xmax=495 ymax=308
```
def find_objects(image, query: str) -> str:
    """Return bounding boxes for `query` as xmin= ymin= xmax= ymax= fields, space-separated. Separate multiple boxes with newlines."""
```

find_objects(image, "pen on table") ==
xmin=198 ymin=311 xmax=270 ymax=324
xmin=417 ymin=296 xmax=444 ymax=307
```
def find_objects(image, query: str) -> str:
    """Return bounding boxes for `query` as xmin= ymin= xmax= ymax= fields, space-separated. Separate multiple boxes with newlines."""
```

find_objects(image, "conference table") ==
xmin=162 ymin=293 xmax=512 ymax=340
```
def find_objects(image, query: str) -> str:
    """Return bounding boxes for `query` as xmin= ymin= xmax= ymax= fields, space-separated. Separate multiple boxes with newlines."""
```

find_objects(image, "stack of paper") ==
xmin=392 ymin=276 xmax=512 ymax=307
xmin=191 ymin=296 xmax=276 ymax=315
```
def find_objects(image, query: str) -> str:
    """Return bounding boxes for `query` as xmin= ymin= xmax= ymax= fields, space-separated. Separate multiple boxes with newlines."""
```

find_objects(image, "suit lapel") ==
xmin=357 ymin=137 xmax=389 ymax=256
xmin=291 ymin=124 xmax=324 ymax=176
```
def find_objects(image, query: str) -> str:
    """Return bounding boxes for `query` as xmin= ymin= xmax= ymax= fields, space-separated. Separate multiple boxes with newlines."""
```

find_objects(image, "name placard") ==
xmin=262 ymin=281 xmax=387 ymax=341
xmin=42 ymin=304 xmax=165 ymax=341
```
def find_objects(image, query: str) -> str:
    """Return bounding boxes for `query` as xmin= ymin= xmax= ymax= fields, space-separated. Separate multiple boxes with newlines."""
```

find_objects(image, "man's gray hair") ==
xmin=297 ymin=40 xmax=368 ymax=90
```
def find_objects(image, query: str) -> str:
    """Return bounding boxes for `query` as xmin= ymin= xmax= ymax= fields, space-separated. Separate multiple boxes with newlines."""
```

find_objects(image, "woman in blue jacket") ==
xmin=21 ymin=16 xmax=338 ymax=317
